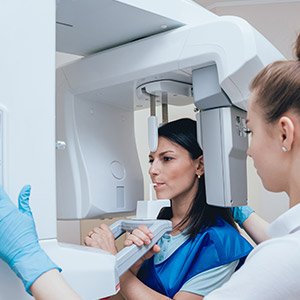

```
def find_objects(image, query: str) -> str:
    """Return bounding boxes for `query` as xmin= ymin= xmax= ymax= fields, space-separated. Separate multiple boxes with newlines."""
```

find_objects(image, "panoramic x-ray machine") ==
xmin=0 ymin=0 xmax=284 ymax=299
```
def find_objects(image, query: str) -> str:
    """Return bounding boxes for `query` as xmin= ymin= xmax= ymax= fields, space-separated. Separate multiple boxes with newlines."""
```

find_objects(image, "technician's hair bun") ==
xmin=296 ymin=33 xmax=300 ymax=61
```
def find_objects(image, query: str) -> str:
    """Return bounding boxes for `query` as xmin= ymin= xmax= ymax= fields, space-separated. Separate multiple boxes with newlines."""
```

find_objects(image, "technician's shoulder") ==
xmin=206 ymin=232 xmax=300 ymax=300
xmin=248 ymin=231 xmax=300 ymax=265
xmin=244 ymin=233 xmax=300 ymax=298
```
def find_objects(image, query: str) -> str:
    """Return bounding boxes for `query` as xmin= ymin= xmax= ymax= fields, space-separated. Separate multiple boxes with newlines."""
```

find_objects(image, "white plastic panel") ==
xmin=56 ymin=75 xmax=144 ymax=218
xmin=56 ymin=0 xmax=183 ymax=55
xmin=60 ymin=17 xmax=284 ymax=113
xmin=0 ymin=240 xmax=118 ymax=299
xmin=0 ymin=0 xmax=57 ymax=298
xmin=177 ymin=16 xmax=285 ymax=110
xmin=0 ymin=0 xmax=56 ymax=239
xmin=56 ymin=0 xmax=219 ymax=56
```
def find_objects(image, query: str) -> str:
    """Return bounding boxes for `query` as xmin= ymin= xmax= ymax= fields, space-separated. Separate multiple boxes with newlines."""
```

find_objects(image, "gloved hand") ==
xmin=231 ymin=205 xmax=254 ymax=228
xmin=0 ymin=185 xmax=61 ymax=294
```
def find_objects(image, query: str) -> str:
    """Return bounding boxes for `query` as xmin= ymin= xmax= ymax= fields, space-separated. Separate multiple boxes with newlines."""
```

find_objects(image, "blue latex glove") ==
xmin=0 ymin=185 xmax=61 ymax=294
xmin=231 ymin=206 xmax=254 ymax=228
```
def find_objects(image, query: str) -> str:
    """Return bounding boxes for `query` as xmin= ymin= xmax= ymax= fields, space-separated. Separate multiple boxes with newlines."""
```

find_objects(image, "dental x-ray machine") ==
xmin=0 ymin=0 xmax=284 ymax=299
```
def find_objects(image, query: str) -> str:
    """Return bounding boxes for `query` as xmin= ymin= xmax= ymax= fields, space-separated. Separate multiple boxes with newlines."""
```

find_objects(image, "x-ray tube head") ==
xmin=193 ymin=65 xmax=248 ymax=207
xmin=199 ymin=107 xmax=248 ymax=207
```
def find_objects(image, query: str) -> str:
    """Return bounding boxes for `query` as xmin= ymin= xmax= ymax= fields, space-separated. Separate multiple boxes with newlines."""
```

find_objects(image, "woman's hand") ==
xmin=124 ymin=225 xmax=154 ymax=247
xmin=84 ymin=223 xmax=118 ymax=255
xmin=124 ymin=225 xmax=160 ymax=275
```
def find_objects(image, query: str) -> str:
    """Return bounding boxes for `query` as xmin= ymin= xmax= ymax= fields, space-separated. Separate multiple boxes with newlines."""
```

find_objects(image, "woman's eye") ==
xmin=163 ymin=156 xmax=173 ymax=162
xmin=148 ymin=158 xmax=154 ymax=164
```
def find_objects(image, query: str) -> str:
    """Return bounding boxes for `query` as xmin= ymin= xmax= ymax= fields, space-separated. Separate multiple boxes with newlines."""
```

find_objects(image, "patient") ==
xmin=86 ymin=118 xmax=254 ymax=300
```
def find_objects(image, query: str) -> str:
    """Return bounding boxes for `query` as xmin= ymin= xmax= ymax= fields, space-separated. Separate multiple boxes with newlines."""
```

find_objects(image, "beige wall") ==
xmin=210 ymin=2 xmax=300 ymax=60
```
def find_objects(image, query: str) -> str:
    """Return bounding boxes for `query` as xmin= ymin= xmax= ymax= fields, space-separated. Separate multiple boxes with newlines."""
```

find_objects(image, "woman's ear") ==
xmin=196 ymin=155 xmax=204 ymax=176
xmin=278 ymin=116 xmax=295 ymax=152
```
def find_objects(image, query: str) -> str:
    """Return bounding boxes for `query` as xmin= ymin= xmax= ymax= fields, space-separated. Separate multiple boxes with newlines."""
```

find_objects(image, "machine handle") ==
xmin=109 ymin=219 xmax=172 ymax=277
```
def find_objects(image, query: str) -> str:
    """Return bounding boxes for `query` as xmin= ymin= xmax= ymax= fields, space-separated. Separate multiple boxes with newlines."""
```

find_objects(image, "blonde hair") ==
xmin=250 ymin=33 xmax=300 ymax=123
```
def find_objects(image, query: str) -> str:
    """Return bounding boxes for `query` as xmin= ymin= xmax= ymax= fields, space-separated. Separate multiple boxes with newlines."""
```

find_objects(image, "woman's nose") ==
xmin=149 ymin=160 xmax=160 ymax=176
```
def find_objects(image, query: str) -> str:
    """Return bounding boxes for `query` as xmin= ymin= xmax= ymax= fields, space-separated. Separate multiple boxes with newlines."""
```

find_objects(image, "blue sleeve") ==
xmin=231 ymin=206 xmax=255 ymax=228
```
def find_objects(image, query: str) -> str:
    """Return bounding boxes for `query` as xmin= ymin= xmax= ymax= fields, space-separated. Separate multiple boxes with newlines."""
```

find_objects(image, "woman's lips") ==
xmin=154 ymin=182 xmax=165 ymax=189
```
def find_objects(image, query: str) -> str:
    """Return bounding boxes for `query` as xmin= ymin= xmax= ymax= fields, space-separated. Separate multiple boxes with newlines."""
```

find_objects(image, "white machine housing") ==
xmin=57 ymin=13 xmax=284 ymax=218
xmin=56 ymin=69 xmax=144 ymax=219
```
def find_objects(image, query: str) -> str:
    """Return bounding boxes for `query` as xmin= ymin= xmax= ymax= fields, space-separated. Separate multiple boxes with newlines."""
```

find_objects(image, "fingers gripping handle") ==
xmin=109 ymin=220 xmax=126 ymax=239
xmin=109 ymin=220 xmax=172 ymax=277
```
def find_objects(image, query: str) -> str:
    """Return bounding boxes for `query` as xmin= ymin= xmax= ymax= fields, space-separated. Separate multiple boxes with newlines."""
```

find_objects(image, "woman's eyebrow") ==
xmin=149 ymin=150 xmax=175 ymax=158
xmin=159 ymin=150 xmax=175 ymax=156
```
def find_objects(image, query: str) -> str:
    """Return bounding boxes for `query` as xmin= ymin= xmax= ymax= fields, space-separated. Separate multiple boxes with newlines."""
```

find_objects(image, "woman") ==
xmin=205 ymin=34 xmax=300 ymax=299
xmin=86 ymin=118 xmax=253 ymax=299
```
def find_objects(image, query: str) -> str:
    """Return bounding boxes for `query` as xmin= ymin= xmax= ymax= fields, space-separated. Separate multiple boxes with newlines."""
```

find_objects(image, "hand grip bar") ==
xmin=109 ymin=219 xmax=172 ymax=277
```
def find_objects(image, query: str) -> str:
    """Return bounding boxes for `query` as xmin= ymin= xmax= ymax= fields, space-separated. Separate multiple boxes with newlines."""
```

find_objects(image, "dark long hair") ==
xmin=157 ymin=118 xmax=237 ymax=238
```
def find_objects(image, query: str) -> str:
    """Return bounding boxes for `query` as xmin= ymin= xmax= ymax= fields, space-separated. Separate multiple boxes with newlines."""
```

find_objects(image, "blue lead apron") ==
xmin=137 ymin=218 xmax=253 ymax=298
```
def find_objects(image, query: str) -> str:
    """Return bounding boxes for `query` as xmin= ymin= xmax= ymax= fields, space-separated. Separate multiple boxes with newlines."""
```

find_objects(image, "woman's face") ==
xmin=247 ymin=96 xmax=286 ymax=192
xmin=148 ymin=136 xmax=203 ymax=201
